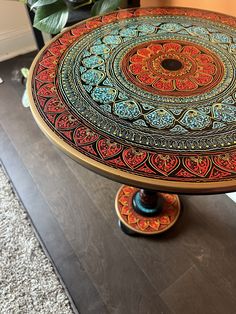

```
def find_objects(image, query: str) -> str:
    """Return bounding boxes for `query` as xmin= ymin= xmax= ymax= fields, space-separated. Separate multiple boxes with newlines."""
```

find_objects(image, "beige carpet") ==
xmin=0 ymin=164 xmax=75 ymax=313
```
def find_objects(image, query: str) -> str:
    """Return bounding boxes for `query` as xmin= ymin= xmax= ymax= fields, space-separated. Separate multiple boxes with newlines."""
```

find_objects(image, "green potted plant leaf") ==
xmin=26 ymin=0 xmax=124 ymax=34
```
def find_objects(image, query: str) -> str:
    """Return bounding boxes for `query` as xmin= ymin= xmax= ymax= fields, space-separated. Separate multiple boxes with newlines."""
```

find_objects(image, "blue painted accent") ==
xmin=211 ymin=33 xmax=231 ymax=44
xmin=114 ymin=101 xmax=141 ymax=120
xmin=81 ymin=69 xmax=105 ymax=86
xmin=180 ymin=110 xmax=211 ymax=130
xmin=91 ymin=87 xmax=117 ymax=103
xmin=222 ymin=96 xmax=234 ymax=104
xmin=133 ymin=192 xmax=160 ymax=216
xmin=90 ymin=44 xmax=110 ymax=55
xmin=103 ymin=35 xmax=121 ymax=45
xmin=188 ymin=26 xmax=209 ymax=36
xmin=137 ymin=23 xmax=156 ymax=33
xmin=146 ymin=109 xmax=175 ymax=128
xmin=120 ymin=28 xmax=138 ymax=37
xmin=159 ymin=23 xmax=183 ymax=32
xmin=212 ymin=104 xmax=236 ymax=122
xmin=82 ymin=55 xmax=104 ymax=68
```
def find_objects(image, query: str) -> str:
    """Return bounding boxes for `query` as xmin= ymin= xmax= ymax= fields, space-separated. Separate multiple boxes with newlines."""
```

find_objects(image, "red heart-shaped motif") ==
xmin=86 ymin=19 xmax=103 ymax=29
xmin=36 ymin=69 xmax=55 ymax=82
xmin=71 ymin=26 xmax=89 ymax=37
xmin=213 ymin=152 xmax=236 ymax=173
xmin=97 ymin=139 xmax=122 ymax=160
xmin=49 ymin=45 xmax=67 ymax=56
xmin=122 ymin=148 xmax=147 ymax=169
xmin=55 ymin=112 xmax=79 ymax=130
xmin=117 ymin=11 xmax=133 ymax=19
xmin=149 ymin=219 xmax=160 ymax=231
xmin=128 ymin=213 xmax=138 ymax=224
xmin=102 ymin=13 xmax=117 ymax=23
xmin=59 ymin=33 xmax=75 ymax=46
xmin=37 ymin=84 xmax=57 ymax=97
xmin=44 ymin=98 xmax=65 ymax=113
xmin=39 ymin=56 xmax=58 ymax=68
xmin=184 ymin=155 xmax=211 ymax=177
xmin=121 ymin=205 xmax=131 ymax=215
xmin=138 ymin=220 xmax=149 ymax=231
xmin=74 ymin=126 xmax=99 ymax=146
xmin=41 ymin=50 xmax=53 ymax=59
xmin=122 ymin=186 xmax=135 ymax=195
xmin=150 ymin=154 xmax=179 ymax=176
xmin=160 ymin=216 xmax=170 ymax=225
xmin=119 ymin=195 xmax=129 ymax=206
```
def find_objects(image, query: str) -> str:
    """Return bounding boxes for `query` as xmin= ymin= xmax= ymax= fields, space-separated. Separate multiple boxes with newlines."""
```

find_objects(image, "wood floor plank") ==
xmin=0 ymin=126 xmax=171 ymax=313
xmin=160 ymin=264 xmax=236 ymax=314
xmin=0 ymin=125 xmax=109 ymax=314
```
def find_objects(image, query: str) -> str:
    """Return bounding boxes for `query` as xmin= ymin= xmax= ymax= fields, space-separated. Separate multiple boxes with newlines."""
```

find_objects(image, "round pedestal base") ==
xmin=115 ymin=186 xmax=181 ymax=235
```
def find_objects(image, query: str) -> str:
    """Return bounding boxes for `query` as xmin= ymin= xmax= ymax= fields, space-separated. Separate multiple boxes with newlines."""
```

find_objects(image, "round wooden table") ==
xmin=28 ymin=7 xmax=236 ymax=235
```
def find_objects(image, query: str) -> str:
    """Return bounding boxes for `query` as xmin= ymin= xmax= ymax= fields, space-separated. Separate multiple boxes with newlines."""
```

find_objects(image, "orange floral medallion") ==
xmin=122 ymin=40 xmax=224 ymax=96
xmin=115 ymin=186 xmax=181 ymax=235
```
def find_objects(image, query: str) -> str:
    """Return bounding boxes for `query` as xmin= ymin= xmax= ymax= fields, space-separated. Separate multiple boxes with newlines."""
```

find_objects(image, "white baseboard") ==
xmin=0 ymin=27 xmax=37 ymax=62
xmin=227 ymin=193 xmax=236 ymax=203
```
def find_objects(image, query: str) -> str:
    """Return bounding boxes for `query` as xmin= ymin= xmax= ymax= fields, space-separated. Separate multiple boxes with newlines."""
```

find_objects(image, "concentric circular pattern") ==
xmin=122 ymin=40 xmax=224 ymax=96
xmin=115 ymin=186 xmax=181 ymax=234
xmin=29 ymin=7 xmax=236 ymax=191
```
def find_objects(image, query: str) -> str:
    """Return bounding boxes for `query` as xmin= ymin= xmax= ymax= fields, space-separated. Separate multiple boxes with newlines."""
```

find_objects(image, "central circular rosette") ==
xmin=122 ymin=40 xmax=224 ymax=96
xmin=58 ymin=18 xmax=235 ymax=152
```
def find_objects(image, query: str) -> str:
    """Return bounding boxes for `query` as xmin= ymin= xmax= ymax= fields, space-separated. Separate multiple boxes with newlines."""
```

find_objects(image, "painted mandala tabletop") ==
xmin=28 ymin=7 xmax=236 ymax=193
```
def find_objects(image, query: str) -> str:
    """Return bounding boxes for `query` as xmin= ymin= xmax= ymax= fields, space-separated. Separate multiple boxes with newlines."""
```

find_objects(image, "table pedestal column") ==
xmin=115 ymin=186 xmax=181 ymax=235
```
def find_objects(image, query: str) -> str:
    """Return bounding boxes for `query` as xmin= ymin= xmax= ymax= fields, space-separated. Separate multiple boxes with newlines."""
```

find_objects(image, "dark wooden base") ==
xmin=115 ymin=186 xmax=181 ymax=235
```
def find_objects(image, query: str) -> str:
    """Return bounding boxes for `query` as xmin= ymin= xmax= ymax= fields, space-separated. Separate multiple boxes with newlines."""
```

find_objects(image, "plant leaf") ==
xmin=27 ymin=0 xmax=38 ymax=8
xmin=72 ymin=0 xmax=93 ymax=10
xmin=33 ymin=0 xmax=69 ymax=34
xmin=31 ymin=0 xmax=58 ymax=10
xmin=91 ymin=0 xmax=121 ymax=16
xmin=21 ymin=68 xmax=29 ymax=79
xmin=22 ymin=89 xmax=30 ymax=108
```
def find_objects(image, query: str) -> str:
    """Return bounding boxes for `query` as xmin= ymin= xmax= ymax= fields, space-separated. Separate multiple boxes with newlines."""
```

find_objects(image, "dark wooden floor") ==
xmin=1 ymin=53 xmax=236 ymax=314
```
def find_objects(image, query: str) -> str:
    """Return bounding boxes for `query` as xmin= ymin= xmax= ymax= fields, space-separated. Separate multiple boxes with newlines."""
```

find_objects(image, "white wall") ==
xmin=0 ymin=0 xmax=37 ymax=61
